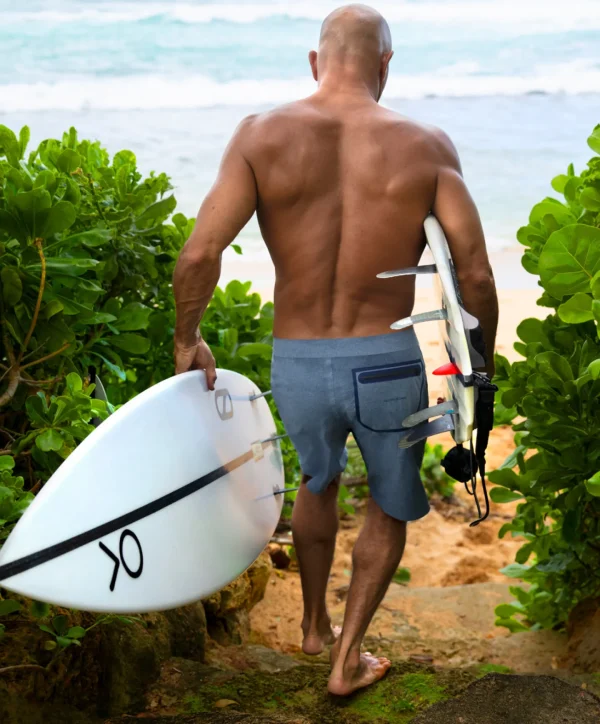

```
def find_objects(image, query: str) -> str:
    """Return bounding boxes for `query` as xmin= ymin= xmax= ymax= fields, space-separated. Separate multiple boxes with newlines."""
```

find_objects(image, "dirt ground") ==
xmin=247 ymin=425 xmax=569 ymax=673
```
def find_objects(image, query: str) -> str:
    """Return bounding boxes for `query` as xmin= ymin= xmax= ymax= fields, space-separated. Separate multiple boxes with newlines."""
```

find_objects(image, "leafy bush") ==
xmin=490 ymin=125 xmax=600 ymax=632
xmin=0 ymin=123 xmax=293 ymax=547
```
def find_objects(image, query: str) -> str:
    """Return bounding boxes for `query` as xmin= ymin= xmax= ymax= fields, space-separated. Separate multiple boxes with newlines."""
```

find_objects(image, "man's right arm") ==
xmin=431 ymin=129 xmax=498 ymax=377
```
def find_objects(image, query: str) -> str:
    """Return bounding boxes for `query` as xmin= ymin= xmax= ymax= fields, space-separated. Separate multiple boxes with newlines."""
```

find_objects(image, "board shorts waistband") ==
xmin=272 ymin=328 xmax=420 ymax=358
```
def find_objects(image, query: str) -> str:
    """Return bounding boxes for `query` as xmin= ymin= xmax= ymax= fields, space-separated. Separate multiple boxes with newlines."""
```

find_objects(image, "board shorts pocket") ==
xmin=352 ymin=359 xmax=424 ymax=432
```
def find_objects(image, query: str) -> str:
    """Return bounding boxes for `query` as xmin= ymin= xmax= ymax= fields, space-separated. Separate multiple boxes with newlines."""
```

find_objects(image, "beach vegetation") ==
xmin=491 ymin=124 xmax=600 ymax=631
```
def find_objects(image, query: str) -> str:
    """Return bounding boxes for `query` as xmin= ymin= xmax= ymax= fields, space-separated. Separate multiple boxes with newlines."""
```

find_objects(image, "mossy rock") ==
xmin=175 ymin=660 xmax=475 ymax=723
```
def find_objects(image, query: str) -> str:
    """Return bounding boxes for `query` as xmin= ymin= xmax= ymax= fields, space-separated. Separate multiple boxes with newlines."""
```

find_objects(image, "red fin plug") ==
xmin=433 ymin=362 xmax=461 ymax=376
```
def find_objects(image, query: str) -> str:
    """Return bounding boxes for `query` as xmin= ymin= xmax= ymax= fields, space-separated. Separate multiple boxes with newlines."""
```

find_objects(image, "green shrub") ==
xmin=491 ymin=124 xmax=600 ymax=632
xmin=0 ymin=124 xmax=296 ymax=545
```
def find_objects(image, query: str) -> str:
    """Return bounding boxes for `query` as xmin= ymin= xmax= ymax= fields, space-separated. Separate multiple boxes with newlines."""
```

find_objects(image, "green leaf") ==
xmin=232 ymin=244 xmax=243 ymax=255
xmin=56 ymin=635 xmax=80 ymax=648
xmin=31 ymin=256 xmax=99 ymax=277
xmin=110 ymin=333 xmax=151 ymax=355
xmin=0 ymin=456 xmax=15 ymax=471
xmin=91 ymin=353 xmax=126 ymax=381
xmin=43 ymin=299 xmax=64 ymax=320
xmin=551 ymin=174 xmax=569 ymax=193
xmin=516 ymin=318 xmax=547 ymax=345
xmin=236 ymin=343 xmax=272 ymax=360
xmin=591 ymin=271 xmax=600 ymax=300
xmin=55 ymin=149 xmax=82 ymax=174
xmin=588 ymin=359 xmax=600 ymax=379
xmin=40 ymin=201 xmax=77 ymax=238
xmin=66 ymin=372 xmax=83 ymax=394
xmin=392 ymin=567 xmax=411 ymax=585
xmin=495 ymin=603 xmax=524 ymax=618
xmin=557 ymin=292 xmax=593 ymax=324
xmin=1 ymin=266 xmax=22 ymax=306
xmin=535 ymin=351 xmax=574 ymax=383
xmin=500 ymin=563 xmax=530 ymax=579
xmin=585 ymin=471 xmax=600 ymax=497
xmin=489 ymin=487 xmax=524 ymax=504
xmin=10 ymin=188 xmax=52 ymax=223
xmin=0 ymin=124 xmax=20 ymax=165
xmin=35 ymin=429 xmax=64 ymax=452
xmin=114 ymin=303 xmax=152 ymax=332
xmin=62 ymin=228 xmax=111 ymax=248
xmin=52 ymin=614 xmax=69 ymax=636
xmin=495 ymin=618 xmax=530 ymax=633
xmin=529 ymin=198 xmax=575 ymax=227
xmin=580 ymin=187 xmax=600 ymax=212
xmin=536 ymin=553 xmax=574 ymax=573
xmin=588 ymin=124 xmax=600 ymax=154
xmin=539 ymin=224 xmax=600 ymax=299
xmin=488 ymin=468 xmax=521 ymax=489
xmin=0 ymin=599 xmax=22 ymax=616
xmin=30 ymin=601 xmax=50 ymax=618
xmin=136 ymin=195 xmax=176 ymax=225
xmin=67 ymin=626 xmax=86 ymax=639
xmin=18 ymin=125 xmax=30 ymax=158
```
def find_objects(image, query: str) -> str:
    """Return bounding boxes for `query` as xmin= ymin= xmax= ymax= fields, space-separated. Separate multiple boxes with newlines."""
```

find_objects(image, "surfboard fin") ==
xmin=377 ymin=263 xmax=437 ymax=279
xmin=249 ymin=389 xmax=272 ymax=401
xmin=402 ymin=401 xmax=455 ymax=428
xmin=398 ymin=415 xmax=455 ymax=448
xmin=390 ymin=308 xmax=447 ymax=331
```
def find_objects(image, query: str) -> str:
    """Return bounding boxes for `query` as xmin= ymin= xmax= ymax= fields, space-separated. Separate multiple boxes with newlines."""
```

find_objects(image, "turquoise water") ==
xmin=1 ymin=0 xmax=599 ymax=253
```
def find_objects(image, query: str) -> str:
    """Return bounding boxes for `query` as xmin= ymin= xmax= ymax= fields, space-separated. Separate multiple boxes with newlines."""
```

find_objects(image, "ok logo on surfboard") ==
xmin=99 ymin=529 xmax=143 ymax=592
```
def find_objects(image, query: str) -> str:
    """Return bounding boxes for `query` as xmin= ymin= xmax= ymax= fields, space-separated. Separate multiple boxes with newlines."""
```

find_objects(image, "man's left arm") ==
xmin=173 ymin=117 xmax=257 ymax=387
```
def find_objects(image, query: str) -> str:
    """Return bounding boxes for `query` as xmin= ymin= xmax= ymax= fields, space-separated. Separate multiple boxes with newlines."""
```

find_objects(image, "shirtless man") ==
xmin=173 ymin=4 xmax=498 ymax=696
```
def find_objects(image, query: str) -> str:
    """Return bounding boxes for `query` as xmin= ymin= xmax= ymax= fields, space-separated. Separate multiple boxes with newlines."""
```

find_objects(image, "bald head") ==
xmin=319 ymin=4 xmax=392 ymax=60
xmin=309 ymin=5 xmax=393 ymax=101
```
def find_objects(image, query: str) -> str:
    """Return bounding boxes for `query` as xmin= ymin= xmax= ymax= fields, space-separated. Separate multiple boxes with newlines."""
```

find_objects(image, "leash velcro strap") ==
xmin=469 ymin=373 xmax=499 ymax=527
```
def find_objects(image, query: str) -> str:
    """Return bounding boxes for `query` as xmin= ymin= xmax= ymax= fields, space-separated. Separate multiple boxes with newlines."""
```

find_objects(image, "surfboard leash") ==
xmin=441 ymin=373 xmax=498 ymax=526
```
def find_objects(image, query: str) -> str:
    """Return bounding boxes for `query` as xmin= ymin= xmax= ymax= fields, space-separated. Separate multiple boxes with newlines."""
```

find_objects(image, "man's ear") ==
xmin=378 ymin=50 xmax=394 ymax=99
xmin=309 ymin=50 xmax=318 ymax=82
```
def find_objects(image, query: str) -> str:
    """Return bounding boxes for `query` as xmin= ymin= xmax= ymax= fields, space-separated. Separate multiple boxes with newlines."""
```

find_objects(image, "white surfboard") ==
xmin=426 ymin=215 xmax=476 ymax=443
xmin=0 ymin=370 xmax=284 ymax=613
xmin=379 ymin=215 xmax=485 ymax=445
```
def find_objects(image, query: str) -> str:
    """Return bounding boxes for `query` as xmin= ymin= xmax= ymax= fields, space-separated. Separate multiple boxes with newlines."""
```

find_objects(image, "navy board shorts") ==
xmin=271 ymin=329 xmax=430 ymax=522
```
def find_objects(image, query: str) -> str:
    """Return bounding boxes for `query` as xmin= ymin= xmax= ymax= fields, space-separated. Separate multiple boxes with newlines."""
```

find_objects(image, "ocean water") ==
xmin=1 ymin=0 xmax=599 ymax=262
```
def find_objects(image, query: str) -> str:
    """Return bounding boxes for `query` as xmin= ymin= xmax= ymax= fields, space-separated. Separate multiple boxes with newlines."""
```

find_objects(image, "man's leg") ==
xmin=292 ymin=473 xmax=340 ymax=655
xmin=328 ymin=496 xmax=407 ymax=696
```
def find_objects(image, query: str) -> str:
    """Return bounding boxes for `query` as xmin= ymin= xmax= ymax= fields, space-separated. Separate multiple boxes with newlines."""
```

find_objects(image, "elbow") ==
xmin=457 ymin=266 xmax=495 ymax=294
xmin=177 ymin=243 xmax=220 ymax=269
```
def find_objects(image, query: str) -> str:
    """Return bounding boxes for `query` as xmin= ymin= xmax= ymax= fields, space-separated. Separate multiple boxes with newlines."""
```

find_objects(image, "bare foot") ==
xmin=302 ymin=624 xmax=342 ymax=656
xmin=328 ymin=651 xmax=391 ymax=696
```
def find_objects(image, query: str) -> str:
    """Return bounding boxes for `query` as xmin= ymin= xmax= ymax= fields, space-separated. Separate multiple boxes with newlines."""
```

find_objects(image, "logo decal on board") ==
xmin=215 ymin=388 xmax=234 ymax=420
xmin=100 ymin=529 xmax=144 ymax=592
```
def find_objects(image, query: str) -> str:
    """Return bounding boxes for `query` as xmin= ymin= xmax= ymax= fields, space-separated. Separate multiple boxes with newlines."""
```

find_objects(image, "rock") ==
xmin=163 ymin=603 xmax=207 ymax=662
xmin=411 ymin=673 xmax=600 ymax=724
xmin=561 ymin=597 xmax=600 ymax=672
xmin=98 ymin=613 xmax=172 ymax=715
xmin=267 ymin=544 xmax=291 ymax=570
xmin=203 ymin=552 xmax=272 ymax=645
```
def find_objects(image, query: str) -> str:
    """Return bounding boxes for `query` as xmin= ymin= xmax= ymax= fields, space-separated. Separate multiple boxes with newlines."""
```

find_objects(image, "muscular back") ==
xmin=242 ymin=98 xmax=441 ymax=338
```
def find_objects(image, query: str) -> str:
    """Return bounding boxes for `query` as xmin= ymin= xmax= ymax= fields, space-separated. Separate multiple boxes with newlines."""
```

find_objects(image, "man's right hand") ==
xmin=174 ymin=337 xmax=218 ymax=390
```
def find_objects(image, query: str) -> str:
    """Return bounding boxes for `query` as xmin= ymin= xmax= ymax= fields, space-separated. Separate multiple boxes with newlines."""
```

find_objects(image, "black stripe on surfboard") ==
xmin=0 ymin=442 xmax=272 ymax=583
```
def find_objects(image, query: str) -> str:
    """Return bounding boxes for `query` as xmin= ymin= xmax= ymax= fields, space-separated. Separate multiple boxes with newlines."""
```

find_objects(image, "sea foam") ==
xmin=2 ymin=60 xmax=598 ymax=113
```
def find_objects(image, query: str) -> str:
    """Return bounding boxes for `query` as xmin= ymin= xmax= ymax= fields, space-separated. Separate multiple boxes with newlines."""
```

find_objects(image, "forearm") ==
xmin=173 ymin=248 xmax=221 ymax=346
xmin=457 ymin=270 xmax=499 ymax=376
